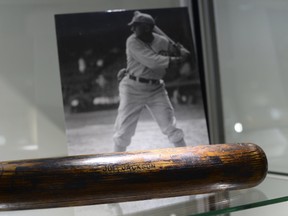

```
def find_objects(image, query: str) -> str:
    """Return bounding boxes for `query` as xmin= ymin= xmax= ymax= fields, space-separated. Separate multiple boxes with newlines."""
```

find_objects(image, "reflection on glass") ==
xmin=234 ymin=123 xmax=243 ymax=133
xmin=0 ymin=136 xmax=6 ymax=146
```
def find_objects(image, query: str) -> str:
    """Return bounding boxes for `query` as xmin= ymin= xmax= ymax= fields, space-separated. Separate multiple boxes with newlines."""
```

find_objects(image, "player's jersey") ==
xmin=126 ymin=33 xmax=170 ymax=80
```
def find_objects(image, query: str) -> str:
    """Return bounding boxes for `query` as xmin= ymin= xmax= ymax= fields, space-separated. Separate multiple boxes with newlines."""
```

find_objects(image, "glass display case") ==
xmin=0 ymin=0 xmax=288 ymax=215
xmin=213 ymin=0 xmax=288 ymax=176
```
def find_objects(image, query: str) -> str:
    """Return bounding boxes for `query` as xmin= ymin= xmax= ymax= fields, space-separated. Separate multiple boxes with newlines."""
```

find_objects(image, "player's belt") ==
xmin=129 ymin=74 xmax=160 ymax=85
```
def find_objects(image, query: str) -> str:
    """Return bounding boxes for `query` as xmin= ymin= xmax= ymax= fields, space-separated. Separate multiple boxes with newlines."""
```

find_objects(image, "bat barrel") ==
xmin=0 ymin=143 xmax=267 ymax=210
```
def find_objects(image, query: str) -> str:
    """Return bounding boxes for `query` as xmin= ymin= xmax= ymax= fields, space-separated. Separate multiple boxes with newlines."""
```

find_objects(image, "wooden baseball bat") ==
xmin=153 ymin=25 xmax=190 ymax=54
xmin=0 ymin=143 xmax=267 ymax=211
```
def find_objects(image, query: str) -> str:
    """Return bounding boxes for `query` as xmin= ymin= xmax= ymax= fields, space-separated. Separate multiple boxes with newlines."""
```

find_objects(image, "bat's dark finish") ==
xmin=0 ymin=143 xmax=267 ymax=211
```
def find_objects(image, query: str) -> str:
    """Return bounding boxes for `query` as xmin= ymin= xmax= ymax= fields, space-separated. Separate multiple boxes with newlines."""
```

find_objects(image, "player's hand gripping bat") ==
xmin=0 ymin=143 xmax=267 ymax=211
xmin=153 ymin=25 xmax=190 ymax=58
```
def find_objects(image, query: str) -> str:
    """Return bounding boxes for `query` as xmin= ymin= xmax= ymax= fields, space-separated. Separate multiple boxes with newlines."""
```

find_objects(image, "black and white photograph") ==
xmin=55 ymin=7 xmax=209 ymax=155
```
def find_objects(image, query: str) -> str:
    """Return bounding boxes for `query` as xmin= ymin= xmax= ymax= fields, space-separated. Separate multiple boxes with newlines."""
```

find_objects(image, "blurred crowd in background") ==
xmin=60 ymin=46 xmax=202 ymax=114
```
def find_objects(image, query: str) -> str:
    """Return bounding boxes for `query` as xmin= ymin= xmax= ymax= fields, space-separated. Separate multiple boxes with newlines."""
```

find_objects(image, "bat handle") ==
xmin=174 ymin=43 xmax=190 ymax=56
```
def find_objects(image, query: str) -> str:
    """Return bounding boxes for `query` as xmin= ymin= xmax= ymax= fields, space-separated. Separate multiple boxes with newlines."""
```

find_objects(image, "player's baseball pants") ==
xmin=113 ymin=76 xmax=185 ymax=149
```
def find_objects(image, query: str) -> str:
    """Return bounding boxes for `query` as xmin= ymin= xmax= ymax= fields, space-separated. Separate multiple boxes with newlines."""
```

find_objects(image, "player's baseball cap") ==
xmin=128 ymin=11 xmax=155 ymax=26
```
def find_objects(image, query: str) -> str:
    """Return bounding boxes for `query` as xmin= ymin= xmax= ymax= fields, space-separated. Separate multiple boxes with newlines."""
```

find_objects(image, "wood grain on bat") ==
xmin=0 ymin=143 xmax=267 ymax=211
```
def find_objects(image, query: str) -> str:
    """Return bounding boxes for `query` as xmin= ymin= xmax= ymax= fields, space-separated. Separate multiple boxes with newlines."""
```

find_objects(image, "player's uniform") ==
xmin=113 ymin=33 xmax=186 ymax=151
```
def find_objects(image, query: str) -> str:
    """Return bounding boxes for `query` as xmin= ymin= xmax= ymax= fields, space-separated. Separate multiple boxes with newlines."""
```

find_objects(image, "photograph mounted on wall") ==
xmin=55 ymin=7 xmax=210 ymax=155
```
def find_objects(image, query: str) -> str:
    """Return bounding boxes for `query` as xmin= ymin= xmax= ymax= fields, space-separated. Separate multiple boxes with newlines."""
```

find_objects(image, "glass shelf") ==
xmin=190 ymin=174 xmax=288 ymax=216
xmin=73 ymin=174 xmax=288 ymax=216
xmin=1 ymin=174 xmax=286 ymax=216
xmin=104 ymin=174 xmax=288 ymax=216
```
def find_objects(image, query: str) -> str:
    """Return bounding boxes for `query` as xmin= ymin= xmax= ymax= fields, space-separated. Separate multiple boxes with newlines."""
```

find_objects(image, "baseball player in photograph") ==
xmin=113 ymin=11 xmax=190 ymax=152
